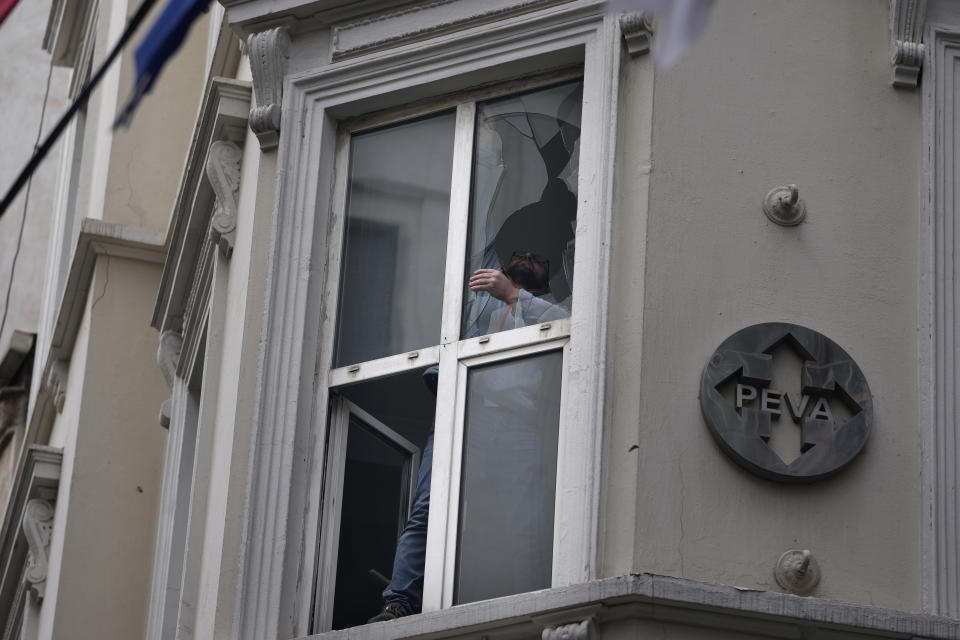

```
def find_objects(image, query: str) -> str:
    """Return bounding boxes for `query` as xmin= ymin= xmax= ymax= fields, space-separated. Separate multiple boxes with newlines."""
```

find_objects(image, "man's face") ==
xmin=504 ymin=251 xmax=549 ymax=291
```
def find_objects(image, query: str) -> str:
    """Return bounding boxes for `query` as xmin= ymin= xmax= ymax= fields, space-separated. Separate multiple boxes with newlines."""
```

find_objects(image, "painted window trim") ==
xmin=237 ymin=3 xmax=624 ymax=637
xmin=921 ymin=22 xmax=960 ymax=618
xmin=315 ymin=73 xmax=588 ymax=631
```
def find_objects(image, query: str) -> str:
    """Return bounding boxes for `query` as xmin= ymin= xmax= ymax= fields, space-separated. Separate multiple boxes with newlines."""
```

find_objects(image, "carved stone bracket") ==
xmin=620 ymin=12 xmax=654 ymax=58
xmin=542 ymin=617 xmax=598 ymax=640
xmin=247 ymin=27 xmax=291 ymax=149
xmin=22 ymin=499 xmax=54 ymax=601
xmin=157 ymin=331 xmax=183 ymax=428
xmin=890 ymin=0 xmax=928 ymax=87
xmin=45 ymin=360 xmax=68 ymax=414
xmin=205 ymin=140 xmax=243 ymax=258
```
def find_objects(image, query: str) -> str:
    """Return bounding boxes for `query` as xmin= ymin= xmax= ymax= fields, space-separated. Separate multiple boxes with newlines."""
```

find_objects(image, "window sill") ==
xmin=297 ymin=573 xmax=959 ymax=640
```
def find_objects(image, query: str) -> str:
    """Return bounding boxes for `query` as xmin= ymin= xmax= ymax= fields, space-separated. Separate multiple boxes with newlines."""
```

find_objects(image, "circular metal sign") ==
xmin=700 ymin=323 xmax=872 ymax=483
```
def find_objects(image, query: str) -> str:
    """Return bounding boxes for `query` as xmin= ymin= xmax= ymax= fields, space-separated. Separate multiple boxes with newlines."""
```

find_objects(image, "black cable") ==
xmin=0 ymin=0 xmax=160 ymax=221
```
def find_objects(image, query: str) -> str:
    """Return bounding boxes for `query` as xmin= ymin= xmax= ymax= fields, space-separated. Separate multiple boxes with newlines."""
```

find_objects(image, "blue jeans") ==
xmin=382 ymin=431 xmax=433 ymax=615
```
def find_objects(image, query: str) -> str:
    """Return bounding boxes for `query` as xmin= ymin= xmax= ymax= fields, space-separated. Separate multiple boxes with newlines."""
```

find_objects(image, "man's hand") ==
xmin=469 ymin=269 xmax=520 ymax=305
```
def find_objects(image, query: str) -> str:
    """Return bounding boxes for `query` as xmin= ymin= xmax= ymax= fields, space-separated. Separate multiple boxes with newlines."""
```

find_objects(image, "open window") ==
xmin=312 ymin=75 xmax=583 ymax=631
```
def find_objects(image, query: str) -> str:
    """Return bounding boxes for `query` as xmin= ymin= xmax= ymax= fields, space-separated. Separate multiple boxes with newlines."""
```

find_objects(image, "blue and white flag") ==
xmin=115 ymin=0 xmax=212 ymax=127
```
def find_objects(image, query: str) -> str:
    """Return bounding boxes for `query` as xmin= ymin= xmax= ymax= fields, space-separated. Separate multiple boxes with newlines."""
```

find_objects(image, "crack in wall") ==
xmin=91 ymin=254 xmax=110 ymax=311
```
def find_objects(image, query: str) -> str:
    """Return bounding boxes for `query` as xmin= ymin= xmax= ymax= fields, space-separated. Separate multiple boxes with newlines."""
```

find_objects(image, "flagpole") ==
xmin=0 ymin=0 xmax=160 ymax=221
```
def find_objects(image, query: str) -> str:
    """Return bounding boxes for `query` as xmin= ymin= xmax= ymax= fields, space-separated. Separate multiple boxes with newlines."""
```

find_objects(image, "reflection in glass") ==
xmin=332 ymin=416 xmax=416 ymax=629
xmin=462 ymin=81 xmax=582 ymax=339
xmin=455 ymin=350 xmax=563 ymax=604
xmin=335 ymin=113 xmax=456 ymax=367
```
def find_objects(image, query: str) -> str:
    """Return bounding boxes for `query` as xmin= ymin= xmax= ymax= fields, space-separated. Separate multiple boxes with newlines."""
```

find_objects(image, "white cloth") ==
xmin=606 ymin=0 xmax=717 ymax=68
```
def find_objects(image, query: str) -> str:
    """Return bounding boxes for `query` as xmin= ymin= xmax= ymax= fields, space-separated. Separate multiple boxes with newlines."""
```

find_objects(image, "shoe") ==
xmin=367 ymin=603 xmax=407 ymax=623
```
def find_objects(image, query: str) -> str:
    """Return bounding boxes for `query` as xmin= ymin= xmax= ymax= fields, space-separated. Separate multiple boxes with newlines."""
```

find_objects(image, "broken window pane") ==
xmin=454 ymin=350 xmax=563 ymax=604
xmin=329 ymin=368 xmax=436 ymax=629
xmin=335 ymin=113 xmax=456 ymax=366
xmin=462 ymin=81 xmax=582 ymax=339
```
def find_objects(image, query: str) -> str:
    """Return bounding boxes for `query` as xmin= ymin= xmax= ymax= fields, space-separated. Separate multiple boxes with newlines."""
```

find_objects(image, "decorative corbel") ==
xmin=890 ymin=0 xmax=928 ymax=87
xmin=247 ymin=26 xmax=291 ymax=150
xmin=46 ymin=360 xmax=68 ymax=414
xmin=205 ymin=140 xmax=243 ymax=258
xmin=23 ymin=499 xmax=55 ymax=601
xmin=157 ymin=330 xmax=183 ymax=428
xmin=620 ymin=12 xmax=654 ymax=58
xmin=542 ymin=617 xmax=598 ymax=640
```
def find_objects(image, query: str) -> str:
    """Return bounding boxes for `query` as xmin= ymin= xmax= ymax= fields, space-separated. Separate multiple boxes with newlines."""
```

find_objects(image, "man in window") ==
xmin=368 ymin=183 xmax=574 ymax=623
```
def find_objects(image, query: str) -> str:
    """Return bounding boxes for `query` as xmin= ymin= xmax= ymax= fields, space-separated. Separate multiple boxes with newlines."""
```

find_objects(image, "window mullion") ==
xmin=439 ymin=101 xmax=476 ymax=346
xmin=421 ymin=341 xmax=460 ymax=611
xmin=313 ymin=395 xmax=351 ymax=631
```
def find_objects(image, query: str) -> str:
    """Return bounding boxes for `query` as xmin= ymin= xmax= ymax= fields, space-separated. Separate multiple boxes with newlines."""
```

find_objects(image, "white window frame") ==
xmin=440 ymin=336 xmax=572 ymax=607
xmin=921 ymin=22 xmax=960 ymax=618
xmin=314 ymin=77 xmax=581 ymax=627
xmin=315 ymin=397 xmax=422 ymax=628
xmin=237 ymin=5 xmax=624 ymax=637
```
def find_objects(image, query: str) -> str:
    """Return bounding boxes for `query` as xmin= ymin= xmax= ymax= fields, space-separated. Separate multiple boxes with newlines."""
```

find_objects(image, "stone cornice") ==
xmin=299 ymin=574 xmax=960 ymax=640
xmin=330 ymin=0 xmax=562 ymax=60
xmin=49 ymin=219 xmax=165 ymax=368
xmin=152 ymin=77 xmax=251 ymax=337
xmin=27 ymin=220 xmax=164 ymax=448
xmin=0 ymin=446 xmax=62 ymax=632
xmin=218 ymin=0 xmax=412 ymax=38
xmin=43 ymin=0 xmax=95 ymax=67
xmin=890 ymin=0 xmax=929 ymax=87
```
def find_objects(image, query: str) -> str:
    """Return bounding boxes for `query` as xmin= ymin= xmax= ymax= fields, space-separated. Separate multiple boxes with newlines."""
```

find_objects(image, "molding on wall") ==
xmin=247 ymin=27 xmax=291 ymax=150
xmin=540 ymin=617 xmax=597 ymax=640
xmin=44 ymin=360 xmax=67 ymax=415
xmin=43 ymin=0 xmax=95 ymax=67
xmin=236 ymin=2 xmax=617 ymax=637
xmin=23 ymin=220 xmax=166 ymax=448
xmin=44 ymin=0 xmax=99 ymax=98
xmin=0 ymin=446 xmax=62 ymax=637
xmin=221 ymin=0 xmax=448 ymax=38
xmin=207 ymin=140 xmax=243 ymax=258
xmin=21 ymin=499 xmax=54 ymax=601
xmin=146 ymin=77 xmax=251 ymax=640
xmin=152 ymin=77 xmax=251 ymax=338
xmin=331 ymin=0 xmax=561 ymax=59
xmin=891 ymin=0 xmax=929 ymax=87
xmin=921 ymin=24 xmax=960 ymax=618
xmin=295 ymin=574 xmax=960 ymax=640
xmin=50 ymin=219 xmax=166 ymax=366
xmin=618 ymin=12 xmax=653 ymax=57
xmin=156 ymin=331 xmax=183 ymax=428
xmin=144 ymin=381 xmax=191 ymax=640
xmin=206 ymin=141 xmax=243 ymax=259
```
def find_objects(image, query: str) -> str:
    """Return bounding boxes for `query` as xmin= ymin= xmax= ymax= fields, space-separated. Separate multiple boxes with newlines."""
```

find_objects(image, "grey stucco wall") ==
xmin=0 ymin=0 xmax=69 ymax=358
xmin=624 ymin=0 xmax=922 ymax=611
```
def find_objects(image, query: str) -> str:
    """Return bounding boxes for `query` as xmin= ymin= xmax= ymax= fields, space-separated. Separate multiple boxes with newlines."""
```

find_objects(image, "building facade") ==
xmin=1 ymin=0 xmax=960 ymax=639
